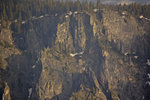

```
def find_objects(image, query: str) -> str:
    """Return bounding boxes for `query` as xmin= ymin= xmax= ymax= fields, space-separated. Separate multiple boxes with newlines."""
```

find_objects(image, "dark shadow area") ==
xmin=4 ymin=15 xmax=59 ymax=100
xmin=0 ymin=82 xmax=4 ymax=100
xmin=5 ymin=53 xmax=42 ymax=100
xmin=69 ymin=15 xmax=78 ymax=48
xmin=50 ymin=72 xmax=95 ymax=100
xmin=12 ymin=15 xmax=58 ymax=52
xmin=97 ymin=10 xmax=103 ymax=22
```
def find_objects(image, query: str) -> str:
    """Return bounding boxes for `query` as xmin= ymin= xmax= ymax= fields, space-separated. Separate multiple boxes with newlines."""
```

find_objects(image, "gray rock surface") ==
xmin=0 ymin=9 xmax=150 ymax=100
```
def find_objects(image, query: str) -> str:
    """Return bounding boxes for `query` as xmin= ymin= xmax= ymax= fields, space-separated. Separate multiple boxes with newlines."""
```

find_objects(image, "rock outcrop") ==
xmin=0 ymin=9 xmax=150 ymax=100
xmin=2 ymin=82 xmax=11 ymax=100
xmin=0 ymin=23 xmax=20 ymax=100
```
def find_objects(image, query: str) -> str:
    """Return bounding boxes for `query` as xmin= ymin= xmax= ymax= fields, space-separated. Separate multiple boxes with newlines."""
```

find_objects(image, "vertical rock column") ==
xmin=2 ymin=82 xmax=11 ymax=100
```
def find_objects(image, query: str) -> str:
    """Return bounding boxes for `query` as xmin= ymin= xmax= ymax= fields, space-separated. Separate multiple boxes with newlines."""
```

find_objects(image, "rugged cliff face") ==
xmin=0 ymin=9 xmax=150 ymax=100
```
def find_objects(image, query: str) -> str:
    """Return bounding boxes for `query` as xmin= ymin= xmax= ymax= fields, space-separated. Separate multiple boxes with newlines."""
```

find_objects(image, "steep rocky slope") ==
xmin=0 ymin=22 xmax=21 ymax=100
xmin=0 ymin=9 xmax=150 ymax=100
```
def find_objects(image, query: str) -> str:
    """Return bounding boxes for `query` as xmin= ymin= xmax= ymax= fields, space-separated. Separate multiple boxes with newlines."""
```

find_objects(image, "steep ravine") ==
xmin=1 ymin=9 xmax=150 ymax=100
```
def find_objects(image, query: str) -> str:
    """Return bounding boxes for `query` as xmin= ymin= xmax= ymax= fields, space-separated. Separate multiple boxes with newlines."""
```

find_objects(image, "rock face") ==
xmin=0 ymin=9 xmax=150 ymax=100
xmin=0 ymin=23 xmax=20 ymax=100
xmin=2 ymin=82 xmax=11 ymax=100
xmin=0 ymin=22 xmax=20 ymax=70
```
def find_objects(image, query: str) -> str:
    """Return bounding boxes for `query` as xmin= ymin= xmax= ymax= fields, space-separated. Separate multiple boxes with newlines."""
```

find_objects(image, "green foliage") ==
xmin=0 ymin=0 xmax=149 ymax=33
xmin=0 ymin=0 xmax=99 ymax=32
xmin=17 ymin=10 xmax=22 ymax=33
xmin=0 ymin=0 xmax=101 ymax=22
xmin=0 ymin=59 xmax=4 ymax=70
xmin=96 ymin=0 xmax=102 ymax=9
xmin=0 ymin=41 xmax=13 ymax=48
xmin=104 ymin=3 xmax=150 ymax=19
xmin=0 ymin=0 xmax=150 ymax=21
xmin=1 ymin=16 xmax=7 ymax=28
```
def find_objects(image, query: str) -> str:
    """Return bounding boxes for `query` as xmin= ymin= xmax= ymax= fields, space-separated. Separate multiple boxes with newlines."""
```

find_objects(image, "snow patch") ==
xmin=145 ymin=81 xmax=150 ymax=85
xmin=14 ymin=19 xmax=18 ymax=23
xmin=68 ymin=11 xmax=72 ymax=16
xmin=32 ymin=65 xmax=36 ymax=69
xmin=21 ymin=21 xmax=26 ymax=24
xmin=134 ymin=56 xmax=138 ymax=59
xmin=93 ymin=9 xmax=98 ymax=12
xmin=74 ymin=11 xmax=78 ymax=14
xmin=55 ymin=13 xmax=58 ymax=16
xmin=122 ymin=11 xmax=127 ymax=15
xmin=28 ymin=88 xmax=32 ymax=100
xmin=146 ymin=59 xmax=150 ymax=66
xmin=124 ymin=52 xmax=128 ymax=56
xmin=139 ymin=15 xmax=144 ymax=19
xmin=70 ymin=51 xmax=84 ymax=57
xmin=39 ymin=15 xmax=44 ymax=18
xmin=147 ymin=73 xmax=150 ymax=79
xmin=139 ymin=15 xmax=150 ymax=21
xmin=65 ymin=15 xmax=69 ymax=18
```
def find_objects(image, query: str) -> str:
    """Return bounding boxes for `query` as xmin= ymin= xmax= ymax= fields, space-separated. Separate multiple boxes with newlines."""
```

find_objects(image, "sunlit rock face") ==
xmin=0 ymin=9 xmax=150 ymax=100
xmin=101 ymin=0 xmax=150 ymax=4
xmin=71 ymin=0 xmax=150 ymax=4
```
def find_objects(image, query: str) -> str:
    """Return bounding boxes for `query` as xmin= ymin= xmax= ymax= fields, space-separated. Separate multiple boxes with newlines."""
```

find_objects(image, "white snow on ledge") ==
xmin=146 ymin=59 xmax=150 ymax=66
xmin=147 ymin=73 xmax=150 ymax=79
xmin=28 ymin=88 xmax=32 ymax=100
xmin=70 ymin=51 xmax=84 ymax=57
xmin=139 ymin=15 xmax=144 ymax=19
xmin=93 ymin=9 xmax=99 ymax=12
xmin=139 ymin=15 xmax=150 ymax=21
xmin=146 ymin=81 xmax=150 ymax=85
xmin=32 ymin=65 xmax=36 ymax=69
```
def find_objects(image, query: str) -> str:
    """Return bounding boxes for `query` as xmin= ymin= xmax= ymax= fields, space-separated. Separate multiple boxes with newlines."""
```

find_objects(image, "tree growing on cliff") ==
xmin=75 ymin=0 xmax=81 ymax=11
xmin=1 ymin=6 xmax=8 ymax=28
xmin=96 ymin=0 xmax=102 ymax=9
xmin=17 ymin=10 xmax=22 ymax=33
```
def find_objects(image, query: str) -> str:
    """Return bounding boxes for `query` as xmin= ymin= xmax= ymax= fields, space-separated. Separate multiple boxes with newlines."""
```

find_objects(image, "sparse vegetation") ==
xmin=104 ymin=3 xmax=150 ymax=19
xmin=0 ymin=0 xmax=149 ymax=33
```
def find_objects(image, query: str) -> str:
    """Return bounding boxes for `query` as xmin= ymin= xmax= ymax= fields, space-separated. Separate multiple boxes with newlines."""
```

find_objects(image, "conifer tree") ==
xmin=9 ymin=7 xmax=13 ymax=21
xmin=2 ymin=6 xmax=8 ymax=20
xmin=1 ymin=5 xmax=8 ymax=28
xmin=82 ymin=0 xmax=89 ymax=11
xmin=75 ymin=0 xmax=81 ymax=11
xmin=1 ymin=16 xmax=7 ymax=28
xmin=17 ymin=10 xmax=22 ymax=33
xmin=96 ymin=0 xmax=101 ymax=9
xmin=65 ymin=0 xmax=70 ymax=12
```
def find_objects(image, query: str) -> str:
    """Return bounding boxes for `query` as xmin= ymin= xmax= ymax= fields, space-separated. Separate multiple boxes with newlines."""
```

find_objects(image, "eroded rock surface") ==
xmin=0 ymin=9 xmax=150 ymax=100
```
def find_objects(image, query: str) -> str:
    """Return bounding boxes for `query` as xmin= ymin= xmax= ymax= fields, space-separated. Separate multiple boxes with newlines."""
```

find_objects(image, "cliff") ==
xmin=0 ymin=9 xmax=150 ymax=100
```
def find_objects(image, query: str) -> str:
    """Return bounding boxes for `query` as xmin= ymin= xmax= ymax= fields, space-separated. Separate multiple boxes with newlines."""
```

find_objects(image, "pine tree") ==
xmin=17 ymin=10 xmax=22 ymax=33
xmin=9 ymin=7 xmax=13 ymax=21
xmin=2 ymin=5 xmax=8 ymax=20
xmin=65 ymin=0 xmax=70 ymax=12
xmin=1 ymin=5 xmax=8 ymax=28
xmin=75 ymin=0 xmax=81 ymax=11
xmin=96 ymin=0 xmax=101 ymax=9
xmin=1 ymin=16 xmax=7 ymax=28
xmin=82 ymin=0 xmax=89 ymax=11
xmin=89 ymin=1 xmax=94 ymax=11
